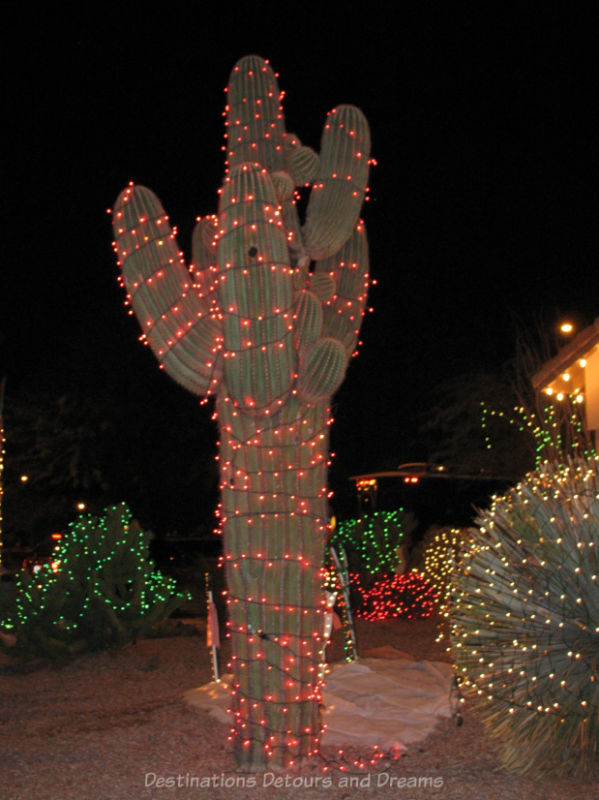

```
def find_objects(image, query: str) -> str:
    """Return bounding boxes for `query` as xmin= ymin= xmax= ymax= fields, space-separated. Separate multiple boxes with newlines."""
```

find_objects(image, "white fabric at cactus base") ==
xmin=184 ymin=646 xmax=453 ymax=752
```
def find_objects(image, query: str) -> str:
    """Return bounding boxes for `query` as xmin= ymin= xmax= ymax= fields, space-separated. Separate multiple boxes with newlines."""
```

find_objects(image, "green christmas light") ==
xmin=481 ymin=393 xmax=595 ymax=470
xmin=0 ymin=502 xmax=188 ymax=659
xmin=331 ymin=510 xmax=415 ymax=578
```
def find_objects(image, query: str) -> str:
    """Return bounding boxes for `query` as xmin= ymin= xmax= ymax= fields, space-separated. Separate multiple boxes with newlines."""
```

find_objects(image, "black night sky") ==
xmin=1 ymin=5 xmax=598 ymax=536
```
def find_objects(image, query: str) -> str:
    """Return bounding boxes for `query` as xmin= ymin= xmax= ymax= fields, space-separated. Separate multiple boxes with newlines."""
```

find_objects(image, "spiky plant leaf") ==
xmin=451 ymin=456 xmax=599 ymax=776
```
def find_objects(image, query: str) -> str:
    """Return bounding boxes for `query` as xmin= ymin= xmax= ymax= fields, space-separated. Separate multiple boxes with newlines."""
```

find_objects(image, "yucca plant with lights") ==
xmin=0 ymin=502 xmax=187 ymax=660
xmin=451 ymin=455 xmax=599 ymax=776
xmin=110 ymin=55 xmax=371 ymax=769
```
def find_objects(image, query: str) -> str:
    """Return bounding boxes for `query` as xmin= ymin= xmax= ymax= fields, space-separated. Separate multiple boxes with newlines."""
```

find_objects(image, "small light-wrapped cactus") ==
xmin=111 ymin=55 xmax=371 ymax=770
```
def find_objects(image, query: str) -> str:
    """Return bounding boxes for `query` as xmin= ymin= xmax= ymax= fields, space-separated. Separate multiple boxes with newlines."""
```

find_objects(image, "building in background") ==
xmin=532 ymin=317 xmax=599 ymax=448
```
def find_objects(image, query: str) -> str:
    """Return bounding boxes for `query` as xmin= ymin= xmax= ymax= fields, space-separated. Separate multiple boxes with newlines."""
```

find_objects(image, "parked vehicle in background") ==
xmin=20 ymin=532 xmax=63 ymax=576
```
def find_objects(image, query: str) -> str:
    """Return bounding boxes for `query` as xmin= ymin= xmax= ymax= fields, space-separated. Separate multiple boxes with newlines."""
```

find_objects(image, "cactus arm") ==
xmin=303 ymin=105 xmax=371 ymax=260
xmin=191 ymin=213 xmax=219 ymax=276
xmin=225 ymin=55 xmax=286 ymax=174
xmin=311 ymin=218 xmax=370 ymax=357
xmin=294 ymin=289 xmax=323 ymax=358
xmin=294 ymin=220 xmax=369 ymax=403
xmin=112 ymin=184 xmax=223 ymax=396
xmin=281 ymin=198 xmax=309 ymax=274
xmin=297 ymin=337 xmax=349 ymax=403
xmin=190 ymin=214 xmax=222 ymax=325
xmin=284 ymin=132 xmax=319 ymax=186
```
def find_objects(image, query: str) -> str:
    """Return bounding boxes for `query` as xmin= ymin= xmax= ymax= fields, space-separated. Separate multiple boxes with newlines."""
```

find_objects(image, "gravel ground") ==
xmin=1 ymin=615 xmax=598 ymax=800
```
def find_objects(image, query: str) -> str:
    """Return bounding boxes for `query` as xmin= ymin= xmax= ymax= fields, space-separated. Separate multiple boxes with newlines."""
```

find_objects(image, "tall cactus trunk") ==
xmin=218 ymin=396 xmax=329 ymax=769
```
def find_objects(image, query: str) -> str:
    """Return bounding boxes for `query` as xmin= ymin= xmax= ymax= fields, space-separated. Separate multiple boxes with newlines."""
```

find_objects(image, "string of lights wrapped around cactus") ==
xmin=451 ymin=455 xmax=599 ymax=776
xmin=111 ymin=55 xmax=372 ymax=770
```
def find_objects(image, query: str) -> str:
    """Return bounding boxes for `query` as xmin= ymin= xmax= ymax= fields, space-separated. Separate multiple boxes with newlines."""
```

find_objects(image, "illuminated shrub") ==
xmin=331 ymin=509 xmax=417 ymax=583
xmin=417 ymin=526 xmax=472 ymax=616
xmin=329 ymin=511 xmax=430 ymax=620
xmin=350 ymin=571 xmax=436 ymax=621
xmin=0 ymin=502 xmax=187 ymax=659
xmin=451 ymin=456 xmax=599 ymax=776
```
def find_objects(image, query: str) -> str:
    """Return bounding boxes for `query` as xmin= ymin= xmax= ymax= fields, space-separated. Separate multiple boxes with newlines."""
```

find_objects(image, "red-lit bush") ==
xmin=349 ymin=570 xmax=437 ymax=621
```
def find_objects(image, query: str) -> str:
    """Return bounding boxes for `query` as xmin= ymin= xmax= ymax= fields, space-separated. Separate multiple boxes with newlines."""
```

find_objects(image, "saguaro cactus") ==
xmin=111 ymin=55 xmax=371 ymax=770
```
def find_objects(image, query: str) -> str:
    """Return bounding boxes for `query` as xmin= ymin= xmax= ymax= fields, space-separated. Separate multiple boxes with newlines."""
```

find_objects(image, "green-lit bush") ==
xmin=0 ymin=502 xmax=188 ymax=660
xmin=331 ymin=509 xmax=416 ymax=586
xmin=451 ymin=456 xmax=599 ymax=776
